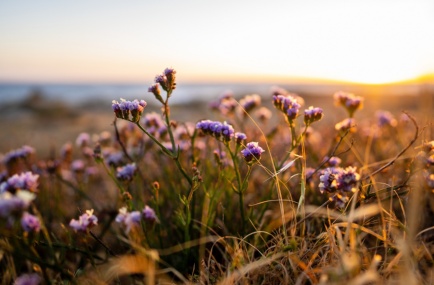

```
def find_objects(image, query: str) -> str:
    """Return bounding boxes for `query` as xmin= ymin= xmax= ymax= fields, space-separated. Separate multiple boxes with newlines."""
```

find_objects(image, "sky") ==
xmin=0 ymin=0 xmax=434 ymax=85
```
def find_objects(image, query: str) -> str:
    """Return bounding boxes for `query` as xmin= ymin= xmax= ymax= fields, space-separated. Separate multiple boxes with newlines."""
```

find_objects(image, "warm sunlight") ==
xmin=0 ymin=0 xmax=433 ymax=84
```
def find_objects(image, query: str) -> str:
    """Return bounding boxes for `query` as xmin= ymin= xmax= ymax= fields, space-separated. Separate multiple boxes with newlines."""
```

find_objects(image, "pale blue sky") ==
xmin=1 ymin=0 xmax=433 ymax=84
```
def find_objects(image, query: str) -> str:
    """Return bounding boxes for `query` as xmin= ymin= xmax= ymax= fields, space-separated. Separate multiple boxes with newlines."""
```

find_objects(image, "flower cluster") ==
xmin=420 ymin=140 xmax=434 ymax=190
xmin=69 ymin=209 xmax=98 ymax=232
xmin=335 ymin=118 xmax=356 ymax=133
xmin=319 ymin=166 xmax=361 ymax=207
xmin=334 ymin=91 xmax=364 ymax=117
xmin=241 ymin=142 xmax=265 ymax=163
xmin=0 ymin=190 xmax=36 ymax=219
xmin=115 ymin=205 xmax=158 ymax=233
xmin=14 ymin=273 xmax=42 ymax=285
xmin=21 ymin=212 xmax=41 ymax=233
xmin=116 ymin=163 xmax=137 ymax=181
xmin=239 ymin=94 xmax=261 ymax=115
xmin=112 ymin=98 xmax=147 ymax=122
xmin=196 ymin=120 xmax=235 ymax=142
xmin=273 ymin=94 xmax=302 ymax=122
xmin=376 ymin=110 xmax=397 ymax=127
xmin=149 ymin=68 xmax=177 ymax=103
xmin=2 ymin=145 xmax=35 ymax=165
xmin=209 ymin=91 xmax=238 ymax=116
xmin=0 ymin=171 xmax=39 ymax=193
xmin=304 ymin=106 xmax=324 ymax=125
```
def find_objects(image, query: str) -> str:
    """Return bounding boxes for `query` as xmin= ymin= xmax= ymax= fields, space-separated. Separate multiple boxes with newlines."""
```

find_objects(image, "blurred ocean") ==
xmin=0 ymin=82 xmax=428 ymax=106
xmin=0 ymin=83 xmax=280 ymax=106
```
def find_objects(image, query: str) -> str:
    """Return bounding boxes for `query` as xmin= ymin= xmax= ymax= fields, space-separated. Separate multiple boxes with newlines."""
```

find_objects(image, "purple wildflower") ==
xmin=71 ymin=159 xmax=85 ymax=173
xmin=112 ymin=98 xmax=147 ymax=122
xmin=336 ymin=166 xmax=360 ymax=192
xmin=115 ymin=207 xmax=142 ymax=233
xmin=255 ymin=107 xmax=272 ymax=122
xmin=241 ymin=142 xmax=265 ymax=163
xmin=318 ymin=167 xmax=342 ymax=194
xmin=104 ymin=151 xmax=125 ymax=167
xmin=334 ymin=91 xmax=364 ymax=117
xmin=69 ymin=209 xmax=98 ymax=232
xmin=148 ymin=83 xmax=163 ymax=103
xmin=304 ymin=106 xmax=324 ymax=125
xmin=196 ymin=120 xmax=235 ymax=142
xmin=1 ymin=172 xmax=39 ymax=193
xmin=116 ymin=163 xmax=137 ymax=181
xmin=239 ymin=94 xmax=261 ymax=114
xmin=21 ymin=212 xmax=41 ymax=233
xmin=335 ymin=118 xmax=356 ymax=133
xmin=142 ymin=205 xmax=158 ymax=224
xmin=376 ymin=110 xmax=397 ymax=127
xmin=14 ymin=273 xmax=41 ymax=285
xmin=163 ymin=67 xmax=177 ymax=91
xmin=3 ymin=145 xmax=35 ymax=165
xmin=76 ymin=132 xmax=91 ymax=147
xmin=235 ymin=132 xmax=247 ymax=145
xmin=327 ymin=156 xmax=342 ymax=167
xmin=0 ymin=191 xmax=35 ymax=218
xmin=273 ymin=94 xmax=301 ymax=121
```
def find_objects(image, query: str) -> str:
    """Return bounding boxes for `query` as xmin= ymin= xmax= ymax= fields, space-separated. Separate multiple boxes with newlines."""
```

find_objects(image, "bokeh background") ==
xmin=0 ymin=0 xmax=433 ymax=154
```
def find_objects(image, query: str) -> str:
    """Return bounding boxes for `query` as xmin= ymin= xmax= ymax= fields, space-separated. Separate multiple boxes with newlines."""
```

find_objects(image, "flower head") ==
xmin=235 ymin=132 xmax=247 ymax=145
xmin=115 ymin=207 xmax=142 ymax=233
xmin=304 ymin=106 xmax=324 ymax=125
xmin=148 ymin=83 xmax=163 ymax=103
xmin=334 ymin=91 xmax=364 ymax=117
xmin=273 ymin=94 xmax=301 ymax=122
xmin=3 ymin=145 xmax=35 ymax=165
xmin=116 ymin=163 xmax=137 ymax=181
xmin=239 ymin=94 xmax=261 ymax=115
xmin=376 ymin=110 xmax=397 ymax=127
xmin=14 ymin=273 xmax=41 ymax=285
xmin=142 ymin=205 xmax=158 ymax=224
xmin=241 ymin=142 xmax=265 ymax=163
xmin=335 ymin=118 xmax=357 ymax=133
xmin=196 ymin=120 xmax=234 ymax=142
xmin=1 ymin=172 xmax=39 ymax=193
xmin=69 ymin=209 xmax=98 ymax=232
xmin=21 ymin=212 xmax=41 ymax=233
xmin=112 ymin=98 xmax=147 ymax=122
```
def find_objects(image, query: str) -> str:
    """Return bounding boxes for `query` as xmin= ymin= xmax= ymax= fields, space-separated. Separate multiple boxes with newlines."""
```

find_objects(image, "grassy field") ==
xmin=1 ymin=70 xmax=433 ymax=284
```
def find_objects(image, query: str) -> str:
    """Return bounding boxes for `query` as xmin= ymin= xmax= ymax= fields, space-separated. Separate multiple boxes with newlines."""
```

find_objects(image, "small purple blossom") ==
xmin=71 ymin=159 xmax=85 ymax=172
xmin=336 ymin=166 xmax=360 ymax=192
xmin=273 ymin=94 xmax=301 ymax=121
xmin=14 ymin=273 xmax=41 ymax=285
xmin=334 ymin=91 xmax=364 ymax=117
xmin=69 ymin=209 xmax=98 ymax=232
xmin=196 ymin=120 xmax=235 ymax=142
xmin=112 ymin=98 xmax=147 ymax=122
xmin=76 ymin=132 xmax=91 ymax=147
xmin=327 ymin=157 xmax=342 ymax=167
xmin=239 ymin=94 xmax=261 ymax=114
xmin=116 ymin=163 xmax=137 ymax=181
xmin=0 ymin=172 xmax=39 ymax=193
xmin=255 ymin=107 xmax=272 ymax=122
xmin=304 ymin=106 xmax=324 ymax=125
xmin=318 ymin=167 xmax=342 ymax=194
xmin=104 ymin=151 xmax=125 ymax=167
xmin=148 ymin=83 xmax=163 ymax=103
xmin=376 ymin=110 xmax=397 ymax=127
xmin=21 ymin=212 xmax=41 ymax=233
xmin=241 ymin=142 xmax=265 ymax=163
xmin=115 ymin=207 xmax=142 ymax=233
xmin=335 ymin=118 xmax=356 ymax=132
xmin=2 ymin=145 xmax=35 ymax=165
xmin=0 ymin=191 xmax=35 ymax=218
xmin=142 ymin=205 xmax=158 ymax=224
xmin=235 ymin=132 xmax=247 ymax=145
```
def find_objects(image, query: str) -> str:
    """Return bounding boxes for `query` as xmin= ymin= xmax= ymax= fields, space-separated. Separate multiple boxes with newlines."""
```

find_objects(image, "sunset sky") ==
xmin=1 ymin=0 xmax=433 ymax=85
